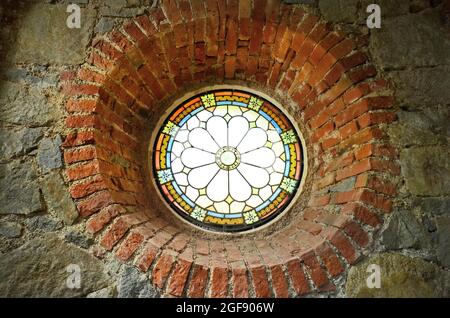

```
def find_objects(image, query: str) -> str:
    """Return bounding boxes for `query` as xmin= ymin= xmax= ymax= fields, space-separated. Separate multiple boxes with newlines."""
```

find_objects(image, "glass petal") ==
xmin=207 ymin=116 xmax=228 ymax=147
xmin=229 ymin=170 xmax=252 ymax=201
xmin=188 ymin=128 xmax=220 ymax=152
xmin=228 ymin=116 xmax=249 ymax=148
xmin=181 ymin=147 xmax=215 ymax=168
xmin=238 ymin=128 xmax=268 ymax=153
xmin=188 ymin=163 xmax=219 ymax=189
xmin=207 ymin=169 xmax=229 ymax=202
xmin=241 ymin=147 xmax=276 ymax=168
xmin=238 ymin=163 xmax=270 ymax=188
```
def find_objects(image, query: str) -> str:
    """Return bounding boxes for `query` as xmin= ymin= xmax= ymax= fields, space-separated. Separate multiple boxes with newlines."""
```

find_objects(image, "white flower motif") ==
xmin=180 ymin=113 xmax=276 ymax=209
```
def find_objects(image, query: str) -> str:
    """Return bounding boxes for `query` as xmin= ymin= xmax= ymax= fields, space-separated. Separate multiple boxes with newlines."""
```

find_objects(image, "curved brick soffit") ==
xmin=60 ymin=2 xmax=400 ymax=298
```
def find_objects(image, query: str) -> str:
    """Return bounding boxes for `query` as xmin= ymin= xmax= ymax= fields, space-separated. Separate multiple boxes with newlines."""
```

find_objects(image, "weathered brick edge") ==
xmin=60 ymin=0 xmax=399 ymax=298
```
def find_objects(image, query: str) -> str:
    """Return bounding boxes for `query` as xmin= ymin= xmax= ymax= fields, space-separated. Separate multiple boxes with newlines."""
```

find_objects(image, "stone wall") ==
xmin=0 ymin=0 xmax=449 ymax=298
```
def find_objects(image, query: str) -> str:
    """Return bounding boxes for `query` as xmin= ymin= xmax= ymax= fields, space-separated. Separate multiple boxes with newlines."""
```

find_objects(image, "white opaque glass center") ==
xmin=220 ymin=151 xmax=236 ymax=165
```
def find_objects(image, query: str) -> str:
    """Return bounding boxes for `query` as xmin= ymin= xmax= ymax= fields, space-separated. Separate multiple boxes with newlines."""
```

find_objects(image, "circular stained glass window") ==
xmin=152 ymin=89 xmax=306 ymax=232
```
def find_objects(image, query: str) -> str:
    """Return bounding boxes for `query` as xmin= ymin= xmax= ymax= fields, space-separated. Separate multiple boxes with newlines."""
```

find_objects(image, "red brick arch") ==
xmin=61 ymin=0 xmax=399 ymax=297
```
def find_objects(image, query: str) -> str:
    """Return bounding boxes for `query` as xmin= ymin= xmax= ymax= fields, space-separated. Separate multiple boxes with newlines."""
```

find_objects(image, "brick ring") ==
xmin=61 ymin=2 xmax=399 ymax=298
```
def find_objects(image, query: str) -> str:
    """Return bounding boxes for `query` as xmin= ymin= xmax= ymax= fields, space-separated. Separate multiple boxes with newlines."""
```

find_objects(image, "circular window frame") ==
xmin=148 ymin=85 xmax=309 ymax=235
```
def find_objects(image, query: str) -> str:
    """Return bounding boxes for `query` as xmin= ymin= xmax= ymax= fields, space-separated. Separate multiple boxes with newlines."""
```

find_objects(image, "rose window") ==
xmin=153 ymin=89 xmax=306 ymax=232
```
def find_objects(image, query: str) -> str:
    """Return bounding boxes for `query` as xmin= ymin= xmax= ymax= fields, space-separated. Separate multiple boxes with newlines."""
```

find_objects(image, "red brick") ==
xmin=315 ymin=243 xmax=344 ymax=277
xmin=336 ymin=158 xmax=372 ymax=181
xmin=93 ymin=39 xmax=123 ymax=61
xmin=152 ymin=251 xmax=176 ymax=289
xmin=209 ymin=266 xmax=228 ymax=298
xmin=357 ymin=111 xmax=397 ymax=128
xmin=123 ymin=21 xmax=146 ymax=43
xmin=359 ymin=189 xmax=393 ymax=213
xmin=100 ymin=216 xmax=132 ymax=250
xmin=136 ymin=242 xmax=159 ymax=272
xmin=315 ymin=212 xmax=349 ymax=228
xmin=250 ymin=266 xmax=271 ymax=298
xmin=330 ymin=231 xmax=358 ymax=264
xmin=88 ymin=52 xmax=115 ymax=70
xmin=339 ymin=120 xmax=359 ymax=140
xmin=268 ymin=62 xmax=282 ymax=88
xmin=65 ymin=115 xmax=99 ymax=129
xmin=225 ymin=18 xmax=238 ymax=55
xmin=338 ymin=128 xmax=385 ymax=152
xmin=308 ymin=194 xmax=330 ymax=207
xmin=286 ymin=259 xmax=310 ymax=296
xmin=166 ymin=258 xmax=192 ymax=297
xmin=69 ymin=175 xmax=108 ymax=199
xmin=291 ymin=15 xmax=318 ymax=51
xmin=356 ymin=174 xmax=397 ymax=196
xmin=64 ymin=146 xmax=96 ymax=164
xmin=77 ymin=191 xmax=115 ymax=218
xmin=135 ymin=14 xmax=156 ymax=36
xmin=311 ymin=121 xmax=334 ymax=143
xmin=66 ymin=99 xmax=97 ymax=113
xmin=248 ymin=0 xmax=266 ymax=55
xmin=329 ymin=38 xmax=354 ymax=60
xmin=334 ymin=189 xmax=363 ymax=204
xmin=343 ymin=221 xmax=369 ymax=248
xmin=314 ymin=173 xmax=336 ymax=190
xmin=297 ymin=220 xmax=323 ymax=236
xmin=273 ymin=26 xmax=292 ymax=62
xmin=324 ymin=152 xmax=354 ymax=173
xmin=115 ymin=231 xmax=144 ymax=261
xmin=371 ymin=158 xmax=401 ymax=175
xmin=86 ymin=204 xmax=124 ymax=234
xmin=321 ymin=135 xmax=341 ymax=150
xmin=301 ymin=251 xmax=329 ymax=289
xmin=341 ymin=203 xmax=382 ymax=228
xmin=321 ymin=77 xmax=353 ymax=107
xmin=224 ymin=56 xmax=236 ymax=79
xmin=167 ymin=233 xmax=190 ymax=252
xmin=309 ymin=33 xmax=342 ymax=66
xmin=66 ymin=161 xmax=99 ymax=181
xmin=78 ymin=68 xmax=105 ymax=83
xmin=231 ymin=263 xmax=249 ymax=297
xmin=348 ymin=65 xmax=377 ymax=83
xmin=62 ymin=83 xmax=100 ymax=96
xmin=187 ymin=263 xmax=209 ymax=298
xmin=267 ymin=265 xmax=287 ymax=298
xmin=161 ymin=0 xmax=183 ymax=25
